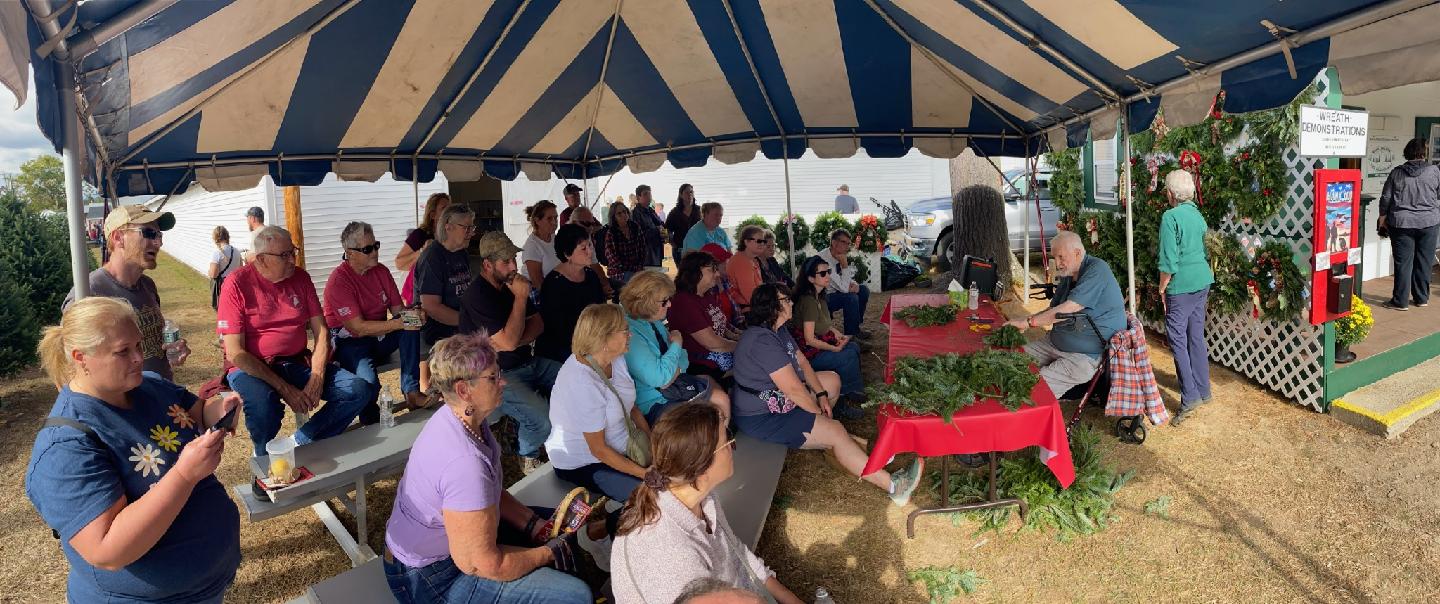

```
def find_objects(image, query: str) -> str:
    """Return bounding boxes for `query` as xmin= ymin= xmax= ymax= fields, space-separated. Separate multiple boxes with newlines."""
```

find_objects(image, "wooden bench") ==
xmin=288 ymin=432 xmax=788 ymax=603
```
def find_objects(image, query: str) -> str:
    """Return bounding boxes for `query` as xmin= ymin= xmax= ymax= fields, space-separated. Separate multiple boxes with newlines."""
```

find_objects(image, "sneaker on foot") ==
xmin=1171 ymin=406 xmax=1198 ymax=426
xmin=1417 ymin=302 xmax=1431 ymax=308
xmin=576 ymin=528 xmax=612 ymax=572
xmin=890 ymin=457 xmax=925 ymax=507
xmin=1382 ymin=300 xmax=1409 ymax=311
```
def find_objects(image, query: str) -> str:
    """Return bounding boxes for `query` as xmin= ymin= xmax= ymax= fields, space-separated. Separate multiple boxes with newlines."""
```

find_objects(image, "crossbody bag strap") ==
xmin=583 ymin=355 xmax=629 ymax=418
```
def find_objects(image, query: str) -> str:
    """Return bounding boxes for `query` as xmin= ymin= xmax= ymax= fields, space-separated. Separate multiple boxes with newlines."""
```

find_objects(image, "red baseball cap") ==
xmin=700 ymin=243 xmax=732 ymax=263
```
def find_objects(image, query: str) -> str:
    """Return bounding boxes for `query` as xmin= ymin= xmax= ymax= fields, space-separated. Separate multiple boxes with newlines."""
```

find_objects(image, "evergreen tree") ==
xmin=0 ymin=191 xmax=78 ymax=326
xmin=0 ymin=258 xmax=40 ymax=377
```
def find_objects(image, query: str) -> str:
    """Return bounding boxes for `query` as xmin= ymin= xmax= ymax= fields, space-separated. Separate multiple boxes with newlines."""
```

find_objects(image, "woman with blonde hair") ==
xmin=611 ymin=403 xmax=801 ymax=604
xmin=522 ymin=200 xmax=561 ymax=287
xmin=544 ymin=303 xmax=651 ymax=503
xmin=26 ymin=297 xmax=241 ymax=602
xmin=620 ymin=270 xmax=729 ymax=424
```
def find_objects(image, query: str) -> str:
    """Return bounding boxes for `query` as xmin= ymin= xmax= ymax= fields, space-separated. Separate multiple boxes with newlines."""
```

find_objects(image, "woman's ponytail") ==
xmin=38 ymin=326 xmax=69 ymax=389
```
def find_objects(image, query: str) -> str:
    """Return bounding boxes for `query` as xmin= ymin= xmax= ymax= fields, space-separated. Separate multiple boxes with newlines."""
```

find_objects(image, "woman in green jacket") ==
xmin=1160 ymin=170 xmax=1216 ymax=426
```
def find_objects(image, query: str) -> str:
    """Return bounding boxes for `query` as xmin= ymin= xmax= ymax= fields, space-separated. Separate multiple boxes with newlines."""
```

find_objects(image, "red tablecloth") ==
xmin=864 ymin=294 xmax=1075 ymax=487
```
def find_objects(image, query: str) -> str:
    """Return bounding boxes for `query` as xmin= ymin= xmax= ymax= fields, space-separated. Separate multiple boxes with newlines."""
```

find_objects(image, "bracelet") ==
xmin=523 ymin=514 xmax=542 ymax=536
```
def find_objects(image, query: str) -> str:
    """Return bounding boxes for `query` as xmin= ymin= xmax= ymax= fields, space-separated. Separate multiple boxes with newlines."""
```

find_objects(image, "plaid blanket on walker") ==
xmin=1105 ymin=314 xmax=1169 ymax=426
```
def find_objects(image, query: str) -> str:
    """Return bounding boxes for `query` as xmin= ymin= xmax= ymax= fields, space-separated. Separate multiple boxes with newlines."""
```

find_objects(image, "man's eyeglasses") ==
xmin=260 ymin=250 xmax=297 ymax=262
xmin=348 ymin=242 xmax=381 ymax=255
xmin=833 ymin=239 xmax=852 ymax=246
xmin=125 ymin=227 xmax=163 ymax=240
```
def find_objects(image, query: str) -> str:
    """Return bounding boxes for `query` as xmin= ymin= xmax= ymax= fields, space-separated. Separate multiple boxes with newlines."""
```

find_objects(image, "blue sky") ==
xmin=1 ymin=75 xmax=59 ymax=175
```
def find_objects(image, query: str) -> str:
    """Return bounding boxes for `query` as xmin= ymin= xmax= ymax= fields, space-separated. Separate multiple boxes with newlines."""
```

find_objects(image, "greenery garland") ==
xmin=853 ymin=214 xmax=887 ymax=253
xmin=1203 ymin=232 xmax=1251 ymax=316
xmin=894 ymin=303 xmax=961 ymax=328
xmin=773 ymin=213 xmax=810 ymax=253
xmin=867 ymin=350 xmax=1039 ymax=421
xmin=734 ymin=214 xmax=771 ymax=242
xmin=810 ymin=211 xmax=852 ymax=251
xmin=1048 ymin=147 xmax=1084 ymax=220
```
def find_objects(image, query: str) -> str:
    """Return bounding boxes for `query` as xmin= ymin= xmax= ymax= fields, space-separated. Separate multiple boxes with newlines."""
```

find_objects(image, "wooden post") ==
xmin=284 ymin=185 xmax=305 ymax=269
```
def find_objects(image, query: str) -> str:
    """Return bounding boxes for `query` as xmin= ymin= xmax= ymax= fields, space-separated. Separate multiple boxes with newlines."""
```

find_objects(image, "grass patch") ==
xmin=1144 ymin=495 xmax=1172 ymax=519
xmin=907 ymin=566 xmax=986 ymax=602
xmin=934 ymin=424 xmax=1132 ymax=541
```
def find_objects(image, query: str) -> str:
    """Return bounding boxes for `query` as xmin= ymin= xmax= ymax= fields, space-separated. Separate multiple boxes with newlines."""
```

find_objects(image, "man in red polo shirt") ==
xmin=218 ymin=226 xmax=372 ymax=451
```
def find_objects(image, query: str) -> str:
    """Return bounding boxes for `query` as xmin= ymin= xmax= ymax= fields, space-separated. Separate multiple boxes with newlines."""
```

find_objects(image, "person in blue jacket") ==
xmin=619 ymin=270 xmax=730 ymax=424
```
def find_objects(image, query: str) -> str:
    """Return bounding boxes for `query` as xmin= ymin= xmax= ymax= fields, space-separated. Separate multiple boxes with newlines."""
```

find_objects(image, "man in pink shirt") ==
xmin=218 ymin=225 xmax=372 ymax=451
xmin=324 ymin=221 xmax=429 ymax=423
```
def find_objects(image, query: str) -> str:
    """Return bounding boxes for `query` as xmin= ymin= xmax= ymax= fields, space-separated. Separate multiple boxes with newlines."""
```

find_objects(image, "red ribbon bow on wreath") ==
xmin=1178 ymin=150 xmax=1204 ymax=206
xmin=1247 ymin=279 xmax=1261 ymax=319
xmin=1146 ymin=157 xmax=1160 ymax=193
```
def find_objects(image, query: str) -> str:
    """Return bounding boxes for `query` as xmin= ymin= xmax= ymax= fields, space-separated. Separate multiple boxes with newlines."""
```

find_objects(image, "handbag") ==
xmin=650 ymin=324 xmax=711 ymax=402
xmin=211 ymin=245 xmax=236 ymax=309
xmin=584 ymin=355 xmax=652 ymax=467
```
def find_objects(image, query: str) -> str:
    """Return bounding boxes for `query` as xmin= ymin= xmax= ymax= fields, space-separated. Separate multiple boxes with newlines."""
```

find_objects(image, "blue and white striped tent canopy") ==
xmin=9 ymin=0 xmax=1440 ymax=197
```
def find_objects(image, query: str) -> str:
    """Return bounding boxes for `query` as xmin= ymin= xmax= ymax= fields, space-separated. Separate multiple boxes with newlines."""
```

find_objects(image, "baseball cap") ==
xmin=838 ymin=184 xmax=849 ymax=192
xmin=477 ymin=231 xmax=522 ymax=260
xmin=104 ymin=205 xmax=175 ymax=236
xmin=563 ymin=183 xmax=582 ymax=194
xmin=700 ymin=243 xmax=733 ymax=263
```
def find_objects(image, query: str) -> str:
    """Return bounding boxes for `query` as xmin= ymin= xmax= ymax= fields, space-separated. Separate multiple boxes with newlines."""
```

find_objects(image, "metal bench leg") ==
xmin=309 ymin=479 xmax=376 ymax=567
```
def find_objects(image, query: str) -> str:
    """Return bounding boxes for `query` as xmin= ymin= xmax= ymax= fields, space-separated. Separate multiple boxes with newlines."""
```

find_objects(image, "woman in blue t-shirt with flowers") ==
xmin=25 ymin=297 xmax=242 ymax=603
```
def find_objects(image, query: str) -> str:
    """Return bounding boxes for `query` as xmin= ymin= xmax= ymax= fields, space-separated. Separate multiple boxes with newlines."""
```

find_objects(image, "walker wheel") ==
xmin=1115 ymin=417 xmax=1147 ymax=445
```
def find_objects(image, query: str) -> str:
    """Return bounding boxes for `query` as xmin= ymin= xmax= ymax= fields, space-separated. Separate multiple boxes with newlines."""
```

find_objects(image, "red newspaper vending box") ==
xmin=1310 ymin=168 xmax=1361 ymax=325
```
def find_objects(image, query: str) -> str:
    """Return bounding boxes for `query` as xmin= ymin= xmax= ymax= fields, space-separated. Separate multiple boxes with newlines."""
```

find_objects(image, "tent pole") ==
xmin=1121 ymin=111 xmax=1137 ymax=313
xmin=1022 ymin=146 xmax=1031 ymax=292
xmin=60 ymin=62 xmax=90 ymax=299
xmin=783 ymin=152 xmax=795 ymax=277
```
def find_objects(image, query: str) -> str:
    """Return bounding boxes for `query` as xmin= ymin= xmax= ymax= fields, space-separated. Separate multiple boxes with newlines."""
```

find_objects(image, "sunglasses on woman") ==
xmin=814 ymin=270 xmax=831 ymax=277
xmin=348 ymin=242 xmax=382 ymax=255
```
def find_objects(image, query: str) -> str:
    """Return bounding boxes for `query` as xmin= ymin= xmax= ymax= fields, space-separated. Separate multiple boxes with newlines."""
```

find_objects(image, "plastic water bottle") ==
xmin=814 ymin=587 xmax=836 ymax=604
xmin=162 ymin=319 xmax=183 ymax=364
xmin=968 ymin=281 xmax=980 ymax=310
xmin=378 ymin=387 xmax=397 ymax=429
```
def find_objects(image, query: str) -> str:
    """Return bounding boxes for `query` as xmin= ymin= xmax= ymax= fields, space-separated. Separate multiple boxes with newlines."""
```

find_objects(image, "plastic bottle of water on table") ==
xmin=379 ymin=387 xmax=396 ymax=429
xmin=968 ymin=281 xmax=980 ymax=311
xmin=814 ymin=587 xmax=836 ymax=604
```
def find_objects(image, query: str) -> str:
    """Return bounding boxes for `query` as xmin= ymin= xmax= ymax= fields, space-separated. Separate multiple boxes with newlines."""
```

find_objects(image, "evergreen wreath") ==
xmin=773 ymin=213 xmax=810 ymax=253
xmin=810 ymin=211 xmax=853 ymax=252
xmin=853 ymin=214 xmax=888 ymax=253
xmin=1249 ymin=240 xmax=1306 ymax=322
xmin=734 ymin=214 xmax=771 ymax=243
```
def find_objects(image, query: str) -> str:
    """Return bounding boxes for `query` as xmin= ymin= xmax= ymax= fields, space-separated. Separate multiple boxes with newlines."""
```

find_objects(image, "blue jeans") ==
xmin=554 ymin=463 xmax=642 ymax=502
xmin=227 ymin=359 xmax=374 ymax=451
xmin=1165 ymin=286 xmax=1212 ymax=409
xmin=383 ymin=506 xmax=590 ymax=604
xmin=501 ymin=358 xmax=561 ymax=458
xmin=808 ymin=341 xmax=863 ymax=395
xmin=1389 ymin=224 xmax=1439 ymax=307
xmin=332 ymin=331 xmax=421 ymax=425
xmin=827 ymin=285 xmax=871 ymax=335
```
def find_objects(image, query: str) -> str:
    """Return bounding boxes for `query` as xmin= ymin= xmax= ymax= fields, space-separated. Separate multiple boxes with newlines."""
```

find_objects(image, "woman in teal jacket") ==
xmin=619 ymin=271 xmax=730 ymax=424
xmin=1160 ymin=170 xmax=1216 ymax=426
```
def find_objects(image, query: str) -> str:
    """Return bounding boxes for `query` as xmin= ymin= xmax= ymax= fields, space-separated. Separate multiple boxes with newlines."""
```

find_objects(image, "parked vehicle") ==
xmin=905 ymin=169 xmax=1058 ymax=271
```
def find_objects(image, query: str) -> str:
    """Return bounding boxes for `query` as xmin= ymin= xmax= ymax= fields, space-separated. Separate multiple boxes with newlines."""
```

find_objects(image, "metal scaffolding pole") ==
xmin=783 ymin=153 xmax=795 ymax=276
xmin=1120 ymin=112 xmax=1137 ymax=312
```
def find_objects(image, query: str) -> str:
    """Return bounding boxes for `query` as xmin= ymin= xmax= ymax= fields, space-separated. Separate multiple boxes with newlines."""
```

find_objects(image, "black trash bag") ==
xmin=881 ymin=257 xmax=922 ymax=291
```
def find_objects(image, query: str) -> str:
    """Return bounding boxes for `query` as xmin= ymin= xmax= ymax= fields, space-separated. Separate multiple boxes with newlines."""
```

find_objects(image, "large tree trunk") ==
xmin=950 ymin=184 xmax=1012 ymax=294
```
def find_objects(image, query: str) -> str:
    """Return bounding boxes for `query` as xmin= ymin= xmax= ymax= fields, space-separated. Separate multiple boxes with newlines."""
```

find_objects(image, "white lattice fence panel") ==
xmin=1203 ymin=71 xmax=1328 ymax=410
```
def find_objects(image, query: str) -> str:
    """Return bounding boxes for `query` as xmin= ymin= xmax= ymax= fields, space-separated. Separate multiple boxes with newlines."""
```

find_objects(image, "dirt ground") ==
xmin=3 ymin=253 xmax=1440 ymax=603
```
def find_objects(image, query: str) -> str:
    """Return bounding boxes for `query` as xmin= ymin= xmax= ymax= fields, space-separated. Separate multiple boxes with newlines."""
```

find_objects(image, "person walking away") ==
xmin=631 ymin=185 xmax=666 ymax=269
xmin=414 ymin=204 xmax=476 ymax=395
xmin=64 ymin=205 xmax=183 ymax=380
xmin=1158 ymin=171 xmax=1215 ymax=426
xmin=681 ymin=202 xmax=732 ymax=256
xmin=1378 ymin=137 xmax=1440 ymax=311
xmin=666 ymin=184 xmax=702 ymax=266
xmin=27 ymin=297 xmax=242 ymax=603
xmin=208 ymin=226 xmax=240 ymax=310
xmin=834 ymin=185 xmax=858 ymax=214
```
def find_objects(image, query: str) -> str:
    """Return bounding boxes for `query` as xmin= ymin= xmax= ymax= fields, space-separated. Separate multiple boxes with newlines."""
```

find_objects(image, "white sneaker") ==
xmin=576 ymin=528 xmax=612 ymax=572
xmin=889 ymin=457 xmax=925 ymax=507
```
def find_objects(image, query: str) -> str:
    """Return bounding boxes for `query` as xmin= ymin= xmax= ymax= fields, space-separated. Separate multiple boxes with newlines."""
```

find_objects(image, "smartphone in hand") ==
xmin=210 ymin=403 xmax=239 ymax=433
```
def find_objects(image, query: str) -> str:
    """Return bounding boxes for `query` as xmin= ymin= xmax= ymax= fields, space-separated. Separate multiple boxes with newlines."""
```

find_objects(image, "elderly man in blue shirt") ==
xmin=1006 ymin=231 xmax=1127 ymax=398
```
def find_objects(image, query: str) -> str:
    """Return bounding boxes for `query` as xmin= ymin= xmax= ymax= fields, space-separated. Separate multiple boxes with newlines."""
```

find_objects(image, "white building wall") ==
xmin=156 ymin=183 xmax=269 ymax=278
xmin=1343 ymin=80 xmax=1440 ymax=281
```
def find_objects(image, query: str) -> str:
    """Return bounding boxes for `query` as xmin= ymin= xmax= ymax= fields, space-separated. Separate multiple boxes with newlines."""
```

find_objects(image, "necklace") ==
xmin=452 ymin=408 xmax=487 ymax=445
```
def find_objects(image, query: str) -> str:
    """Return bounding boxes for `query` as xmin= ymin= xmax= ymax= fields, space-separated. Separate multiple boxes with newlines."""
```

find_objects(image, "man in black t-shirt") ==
xmin=631 ymin=184 xmax=665 ymax=268
xmin=460 ymin=231 xmax=557 ymax=472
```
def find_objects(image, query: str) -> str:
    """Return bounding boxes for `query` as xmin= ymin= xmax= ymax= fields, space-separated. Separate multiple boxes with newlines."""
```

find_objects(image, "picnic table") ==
xmin=867 ymin=293 xmax=1075 ymax=537
xmin=234 ymin=408 xmax=436 ymax=566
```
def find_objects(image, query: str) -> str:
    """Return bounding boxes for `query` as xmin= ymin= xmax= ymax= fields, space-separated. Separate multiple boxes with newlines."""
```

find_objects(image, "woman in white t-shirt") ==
xmin=522 ymin=200 xmax=560 ymax=287
xmin=545 ymin=303 xmax=651 ymax=502
xmin=207 ymin=226 xmax=240 ymax=309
